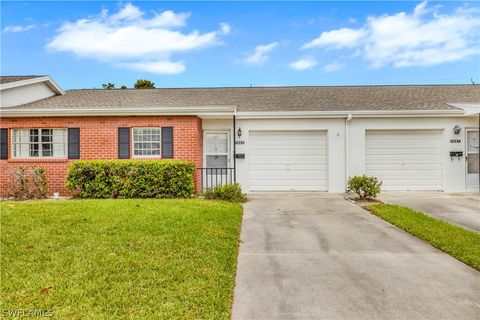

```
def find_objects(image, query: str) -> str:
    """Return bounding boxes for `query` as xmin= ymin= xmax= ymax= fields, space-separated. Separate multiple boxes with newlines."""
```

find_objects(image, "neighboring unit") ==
xmin=0 ymin=75 xmax=479 ymax=196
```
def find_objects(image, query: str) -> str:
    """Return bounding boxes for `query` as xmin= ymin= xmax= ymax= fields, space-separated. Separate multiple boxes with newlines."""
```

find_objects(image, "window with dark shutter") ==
xmin=118 ymin=127 xmax=130 ymax=159
xmin=68 ymin=128 xmax=80 ymax=159
xmin=0 ymin=128 xmax=8 ymax=160
xmin=162 ymin=127 xmax=174 ymax=158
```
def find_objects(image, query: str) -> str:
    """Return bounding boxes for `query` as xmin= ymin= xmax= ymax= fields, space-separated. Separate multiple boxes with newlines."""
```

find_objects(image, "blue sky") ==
xmin=2 ymin=1 xmax=479 ymax=89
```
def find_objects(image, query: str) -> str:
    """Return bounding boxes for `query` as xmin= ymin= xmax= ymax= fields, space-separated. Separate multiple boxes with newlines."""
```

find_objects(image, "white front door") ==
xmin=203 ymin=132 xmax=232 ymax=187
xmin=466 ymin=129 xmax=479 ymax=188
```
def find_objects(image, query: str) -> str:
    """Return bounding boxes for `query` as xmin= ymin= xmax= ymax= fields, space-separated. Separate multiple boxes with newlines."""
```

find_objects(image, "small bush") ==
xmin=203 ymin=183 xmax=247 ymax=203
xmin=7 ymin=166 xmax=48 ymax=200
xmin=347 ymin=175 xmax=382 ymax=199
xmin=66 ymin=160 xmax=195 ymax=198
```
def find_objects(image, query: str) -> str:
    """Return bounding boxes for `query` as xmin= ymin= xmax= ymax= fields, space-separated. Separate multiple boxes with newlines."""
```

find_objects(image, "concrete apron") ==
xmin=379 ymin=192 xmax=480 ymax=233
xmin=232 ymin=193 xmax=480 ymax=320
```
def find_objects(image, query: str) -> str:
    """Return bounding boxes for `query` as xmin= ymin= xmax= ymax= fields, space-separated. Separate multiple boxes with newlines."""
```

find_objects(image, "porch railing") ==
xmin=197 ymin=167 xmax=235 ymax=190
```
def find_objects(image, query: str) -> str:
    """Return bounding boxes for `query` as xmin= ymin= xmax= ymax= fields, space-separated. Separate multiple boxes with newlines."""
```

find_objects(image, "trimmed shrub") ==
xmin=347 ymin=175 xmax=382 ymax=199
xmin=66 ymin=160 xmax=195 ymax=198
xmin=7 ymin=166 xmax=48 ymax=200
xmin=203 ymin=183 xmax=247 ymax=203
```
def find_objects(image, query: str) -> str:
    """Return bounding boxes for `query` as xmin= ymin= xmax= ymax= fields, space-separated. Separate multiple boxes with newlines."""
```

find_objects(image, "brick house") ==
xmin=1 ymin=75 xmax=479 ymax=196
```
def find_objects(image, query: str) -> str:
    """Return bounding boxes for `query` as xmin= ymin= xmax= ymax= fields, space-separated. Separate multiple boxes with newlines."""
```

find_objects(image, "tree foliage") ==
xmin=102 ymin=83 xmax=115 ymax=89
xmin=134 ymin=79 xmax=155 ymax=89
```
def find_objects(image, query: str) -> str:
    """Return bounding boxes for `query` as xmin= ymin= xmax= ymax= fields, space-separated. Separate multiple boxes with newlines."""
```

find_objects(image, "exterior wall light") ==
xmin=237 ymin=127 xmax=242 ymax=138
xmin=453 ymin=125 xmax=462 ymax=135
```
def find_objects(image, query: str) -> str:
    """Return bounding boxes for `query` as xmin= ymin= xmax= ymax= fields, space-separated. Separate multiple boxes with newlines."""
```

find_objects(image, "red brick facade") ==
xmin=0 ymin=116 xmax=203 ymax=196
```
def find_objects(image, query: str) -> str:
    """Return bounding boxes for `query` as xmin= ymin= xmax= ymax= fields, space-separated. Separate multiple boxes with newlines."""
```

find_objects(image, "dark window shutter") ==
xmin=68 ymin=128 xmax=80 ymax=159
xmin=162 ymin=127 xmax=174 ymax=158
xmin=118 ymin=127 xmax=130 ymax=159
xmin=0 ymin=128 xmax=8 ymax=160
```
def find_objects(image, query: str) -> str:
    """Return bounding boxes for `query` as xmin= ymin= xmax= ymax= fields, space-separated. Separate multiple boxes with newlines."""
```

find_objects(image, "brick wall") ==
xmin=0 ymin=116 xmax=203 ymax=196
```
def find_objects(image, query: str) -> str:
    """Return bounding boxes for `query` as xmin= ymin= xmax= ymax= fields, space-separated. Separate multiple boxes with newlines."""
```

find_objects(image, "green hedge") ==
xmin=66 ymin=160 xmax=195 ymax=198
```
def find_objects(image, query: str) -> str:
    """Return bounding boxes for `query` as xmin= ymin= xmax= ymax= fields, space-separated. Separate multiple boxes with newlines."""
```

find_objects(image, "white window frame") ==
xmin=203 ymin=130 xmax=231 ymax=168
xmin=131 ymin=127 xmax=162 ymax=158
xmin=11 ymin=128 xmax=68 ymax=159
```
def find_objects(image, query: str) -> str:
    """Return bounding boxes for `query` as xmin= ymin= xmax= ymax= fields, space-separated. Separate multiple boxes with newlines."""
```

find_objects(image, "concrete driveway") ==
xmin=380 ymin=192 xmax=480 ymax=232
xmin=232 ymin=193 xmax=480 ymax=320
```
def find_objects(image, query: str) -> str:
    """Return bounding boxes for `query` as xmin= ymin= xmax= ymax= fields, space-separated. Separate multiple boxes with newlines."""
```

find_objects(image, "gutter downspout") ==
xmin=233 ymin=115 xmax=236 ymax=182
xmin=345 ymin=113 xmax=352 ymax=191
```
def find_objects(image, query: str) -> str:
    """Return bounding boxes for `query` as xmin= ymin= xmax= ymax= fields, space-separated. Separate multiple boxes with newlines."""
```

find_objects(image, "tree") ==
xmin=120 ymin=85 xmax=127 ymax=89
xmin=134 ymin=79 xmax=155 ymax=89
xmin=102 ymin=83 xmax=115 ymax=89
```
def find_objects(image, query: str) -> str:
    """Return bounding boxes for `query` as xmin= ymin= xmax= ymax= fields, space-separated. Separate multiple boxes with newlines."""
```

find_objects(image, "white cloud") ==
xmin=120 ymin=60 xmax=186 ymax=74
xmin=289 ymin=57 xmax=317 ymax=71
xmin=219 ymin=23 xmax=231 ymax=35
xmin=110 ymin=3 xmax=143 ymax=22
xmin=322 ymin=61 xmax=345 ymax=72
xmin=242 ymin=42 xmax=278 ymax=65
xmin=143 ymin=11 xmax=190 ymax=28
xmin=301 ymin=1 xmax=480 ymax=68
xmin=46 ymin=3 xmax=229 ymax=74
xmin=302 ymin=28 xmax=367 ymax=49
xmin=3 ymin=25 xmax=35 ymax=33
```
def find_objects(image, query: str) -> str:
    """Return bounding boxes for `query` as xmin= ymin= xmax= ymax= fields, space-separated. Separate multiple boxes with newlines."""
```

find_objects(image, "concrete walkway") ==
xmin=380 ymin=192 xmax=480 ymax=232
xmin=232 ymin=193 xmax=480 ymax=320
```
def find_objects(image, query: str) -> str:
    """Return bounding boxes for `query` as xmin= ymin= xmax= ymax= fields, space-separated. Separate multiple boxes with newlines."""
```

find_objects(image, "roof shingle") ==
xmin=3 ymin=85 xmax=480 ymax=112
xmin=0 ymin=75 xmax=44 ymax=84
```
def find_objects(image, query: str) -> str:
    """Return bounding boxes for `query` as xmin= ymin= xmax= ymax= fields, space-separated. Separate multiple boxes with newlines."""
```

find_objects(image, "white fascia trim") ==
xmin=0 ymin=105 xmax=236 ymax=118
xmin=447 ymin=103 xmax=480 ymax=116
xmin=0 ymin=76 xmax=65 ymax=95
xmin=235 ymin=109 xmax=466 ymax=119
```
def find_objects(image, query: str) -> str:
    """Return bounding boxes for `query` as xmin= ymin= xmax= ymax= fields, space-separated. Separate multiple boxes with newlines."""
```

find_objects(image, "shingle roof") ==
xmin=0 ymin=75 xmax=44 ymax=84
xmin=3 ymin=85 xmax=480 ymax=112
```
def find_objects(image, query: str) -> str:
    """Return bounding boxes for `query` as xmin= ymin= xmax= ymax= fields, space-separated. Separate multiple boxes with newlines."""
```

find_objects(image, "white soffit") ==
xmin=448 ymin=103 xmax=480 ymax=116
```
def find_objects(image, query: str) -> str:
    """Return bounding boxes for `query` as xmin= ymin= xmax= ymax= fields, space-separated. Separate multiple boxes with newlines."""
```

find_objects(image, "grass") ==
xmin=368 ymin=204 xmax=480 ymax=271
xmin=1 ymin=199 xmax=243 ymax=319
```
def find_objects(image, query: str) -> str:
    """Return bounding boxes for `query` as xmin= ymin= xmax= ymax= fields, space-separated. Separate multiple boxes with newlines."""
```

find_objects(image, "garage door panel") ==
xmin=365 ymin=130 xmax=442 ymax=191
xmin=250 ymin=185 xmax=327 ymax=191
xmin=250 ymin=164 xmax=328 ymax=171
xmin=381 ymin=180 xmax=442 ymax=190
xmin=366 ymin=170 xmax=442 ymax=179
xmin=366 ymin=164 xmax=441 ymax=170
xmin=367 ymin=131 xmax=440 ymax=137
xmin=251 ymin=141 xmax=327 ymax=149
xmin=249 ymin=179 xmax=327 ymax=187
xmin=249 ymin=131 xmax=327 ymax=191
xmin=367 ymin=135 xmax=441 ymax=140
xmin=252 ymin=149 xmax=327 ymax=156
xmin=250 ymin=171 xmax=327 ymax=180
xmin=367 ymin=140 xmax=442 ymax=148
xmin=251 ymin=131 xmax=325 ymax=138
xmin=366 ymin=155 xmax=442 ymax=164
xmin=251 ymin=155 xmax=326 ymax=165
xmin=366 ymin=148 xmax=441 ymax=155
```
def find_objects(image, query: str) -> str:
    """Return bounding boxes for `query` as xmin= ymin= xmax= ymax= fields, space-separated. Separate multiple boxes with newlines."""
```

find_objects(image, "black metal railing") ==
xmin=198 ymin=167 xmax=235 ymax=190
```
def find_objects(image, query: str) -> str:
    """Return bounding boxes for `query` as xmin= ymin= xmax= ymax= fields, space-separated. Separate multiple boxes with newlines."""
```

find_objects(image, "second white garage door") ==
xmin=248 ymin=131 xmax=328 ymax=191
xmin=365 ymin=130 xmax=443 ymax=190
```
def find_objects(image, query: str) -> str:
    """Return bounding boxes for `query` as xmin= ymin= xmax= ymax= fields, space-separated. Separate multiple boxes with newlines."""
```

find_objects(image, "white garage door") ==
xmin=365 ymin=130 xmax=442 ymax=190
xmin=248 ymin=131 xmax=327 ymax=191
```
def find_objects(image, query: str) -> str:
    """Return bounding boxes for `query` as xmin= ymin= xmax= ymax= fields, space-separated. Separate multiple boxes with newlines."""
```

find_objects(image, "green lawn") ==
xmin=368 ymin=204 xmax=480 ymax=271
xmin=1 ymin=199 xmax=243 ymax=319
